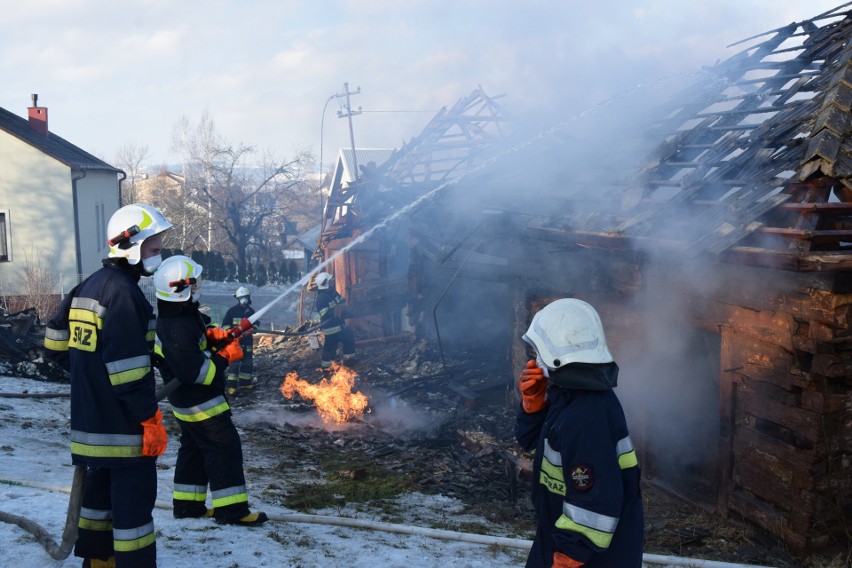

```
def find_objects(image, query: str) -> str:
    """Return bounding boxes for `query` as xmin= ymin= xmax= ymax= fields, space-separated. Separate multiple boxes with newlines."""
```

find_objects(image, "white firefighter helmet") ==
xmin=234 ymin=286 xmax=250 ymax=299
xmin=522 ymin=298 xmax=613 ymax=370
xmin=153 ymin=255 xmax=203 ymax=302
xmin=107 ymin=203 xmax=172 ymax=265
xmin=315 ymin=272 xmax=333 ymax=290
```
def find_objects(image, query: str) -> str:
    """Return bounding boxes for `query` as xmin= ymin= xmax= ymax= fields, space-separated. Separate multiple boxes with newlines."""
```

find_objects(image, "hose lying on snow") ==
xmin=0 ymin=467 xmax=84 ymax=560
xmin=0 ymin=391 xmax=69 ymax=398
xmin=0 ymin=474 xmax=780 ymax=568
xmin=0 ymin=379 xmax=180 ymax=560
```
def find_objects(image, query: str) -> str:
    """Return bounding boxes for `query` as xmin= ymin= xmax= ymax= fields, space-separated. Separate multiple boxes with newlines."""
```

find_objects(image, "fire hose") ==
xmin=0 ymin=472 xmax=780 ymax=568
xmin=0 ymin=377 xmax=181 ymax=560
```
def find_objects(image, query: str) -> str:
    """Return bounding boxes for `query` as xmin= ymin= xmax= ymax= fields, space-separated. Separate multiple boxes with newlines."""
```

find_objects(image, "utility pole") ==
xmin=335 ymin=82 xmax=361 ymax=181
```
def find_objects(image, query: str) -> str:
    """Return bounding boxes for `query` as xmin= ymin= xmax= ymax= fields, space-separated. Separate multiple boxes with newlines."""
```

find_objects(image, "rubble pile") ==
xmin=0 ymin=308 xmax=67 ymax=381
xmin=237 ymin=329 xmax=528 ymax=520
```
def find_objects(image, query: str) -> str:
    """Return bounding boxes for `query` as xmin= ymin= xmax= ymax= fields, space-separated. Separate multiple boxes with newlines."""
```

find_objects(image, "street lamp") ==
xmin=319 ymin=93 xmax=335 ymax=229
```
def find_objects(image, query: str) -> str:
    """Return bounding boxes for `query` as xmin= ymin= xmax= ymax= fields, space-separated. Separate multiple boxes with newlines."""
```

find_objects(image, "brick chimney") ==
xmin=28 ymin=93 xmax=48 ymax=136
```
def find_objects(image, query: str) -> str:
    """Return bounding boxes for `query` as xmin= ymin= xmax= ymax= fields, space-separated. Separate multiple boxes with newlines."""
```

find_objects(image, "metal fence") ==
xmin=56 ymin=273 xmax=157 ymax=313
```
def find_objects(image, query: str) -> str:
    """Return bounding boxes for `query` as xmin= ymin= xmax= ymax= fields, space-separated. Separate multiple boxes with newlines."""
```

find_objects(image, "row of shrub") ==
xmin=160 ymin=249 xmax=305 ymax=286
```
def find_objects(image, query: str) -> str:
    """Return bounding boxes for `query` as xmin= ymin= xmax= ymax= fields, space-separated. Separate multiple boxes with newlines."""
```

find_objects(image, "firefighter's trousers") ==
xmin=226 ymin=341 xmax=254 ymax=390
xmin=172 ymin=412 xmax=251 ymax=522
xmin=321 ymin=325 xmax=355 ymax=365
xmin=75 ymin=462 xmax=157 ymax=567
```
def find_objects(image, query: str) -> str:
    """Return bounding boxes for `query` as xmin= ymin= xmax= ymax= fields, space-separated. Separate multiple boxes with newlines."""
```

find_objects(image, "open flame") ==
xmin=280 ymin=362 xmax=369 ymax=424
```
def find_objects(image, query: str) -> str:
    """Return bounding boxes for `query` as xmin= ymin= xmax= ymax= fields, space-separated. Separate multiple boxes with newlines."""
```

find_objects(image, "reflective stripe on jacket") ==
xmin=315 ymin=288 xmax=345 ymax=335
xmin=45 ymin=262 xmax=158 ymax=467
xmin=515 ymin=385 xmax=644 ymax=567
xmin=155 ymin=300 xmax=230 ymax=423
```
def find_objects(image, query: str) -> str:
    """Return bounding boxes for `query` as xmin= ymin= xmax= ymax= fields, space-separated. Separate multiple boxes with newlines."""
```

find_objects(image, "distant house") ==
xmin=0 ymin=94 xmax=123 ymax=289
xmin=292 ymin=223 xmax=321 ymax=274
xmin=132 ymin=170 xmax=184 ymax=205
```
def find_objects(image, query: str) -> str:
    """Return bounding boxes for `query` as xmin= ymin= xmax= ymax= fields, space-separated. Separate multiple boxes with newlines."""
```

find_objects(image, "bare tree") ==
xmin=172 ymin=111 xmax=313 ymax=279
xmin=18 ymin=246 xmax=59 ymax=323
xmin=114 ymin=142 xmax=150 ymax=205
xmin=142 ymin=169 xmax=212 ymax=254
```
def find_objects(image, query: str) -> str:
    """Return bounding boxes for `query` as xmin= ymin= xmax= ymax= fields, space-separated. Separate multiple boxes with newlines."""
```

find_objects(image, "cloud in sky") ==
xmin=0 ymin=1 xmax=847 ymax=167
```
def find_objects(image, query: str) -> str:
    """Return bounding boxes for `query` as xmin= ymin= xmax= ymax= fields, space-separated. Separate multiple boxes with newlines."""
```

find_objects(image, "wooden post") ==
xmin=716 ymin=326 xmax=737 ymax=517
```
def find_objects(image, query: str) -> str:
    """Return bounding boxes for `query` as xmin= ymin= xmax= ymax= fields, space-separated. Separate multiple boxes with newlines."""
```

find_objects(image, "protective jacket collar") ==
xmin=548 ymin=361 xmax=619 ymax=391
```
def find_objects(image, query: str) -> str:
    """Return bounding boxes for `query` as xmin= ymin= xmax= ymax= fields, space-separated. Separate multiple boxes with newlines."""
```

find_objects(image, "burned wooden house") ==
xmin=313 ymin=6 xmax=852 ymax=554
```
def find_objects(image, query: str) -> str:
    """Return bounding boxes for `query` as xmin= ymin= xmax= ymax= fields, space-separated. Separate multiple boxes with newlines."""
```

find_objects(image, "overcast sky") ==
xmin=1 ymin=1 xmax=849 ymax=171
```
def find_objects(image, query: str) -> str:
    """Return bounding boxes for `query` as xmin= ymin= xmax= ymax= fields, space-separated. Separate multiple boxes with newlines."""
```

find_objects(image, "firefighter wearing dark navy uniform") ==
xmin=221 ymin=286 xmax=257 ymax=394
xmin=152 ymin=255 xmax=267 ymax=527
xmin=313 ymin=271 xmax=355 ymax=368
xmin=44 ymin=203 xmax=172 ymax=568
xmin=515 ymin=299 xmax=644 ymax=568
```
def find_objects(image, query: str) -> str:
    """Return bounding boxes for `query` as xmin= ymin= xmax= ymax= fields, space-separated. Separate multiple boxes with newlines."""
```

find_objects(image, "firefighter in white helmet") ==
xmin=152 ymin=255 xmax=267 ymax=527
xmin=106 ymin=203 xmax=172 ymax=274
xmin=44 ymin=203 xmax=172 ymax=567
xmin=514 ymin=299 xmax=644 ymax=568
xmin=313 ymin=271 xmax=356 ymax=368
xmin=222 ymin=286 xmax=258 ymax=394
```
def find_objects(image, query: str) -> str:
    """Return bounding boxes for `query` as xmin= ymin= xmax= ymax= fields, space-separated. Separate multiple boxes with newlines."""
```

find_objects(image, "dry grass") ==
xmin=802 ymin=549 xmax=852 ymax=568
xmin=16 ymin=246 xmax=59 ymax=322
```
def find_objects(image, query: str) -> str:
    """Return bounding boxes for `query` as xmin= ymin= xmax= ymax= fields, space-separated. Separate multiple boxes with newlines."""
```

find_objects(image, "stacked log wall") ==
xmin=695 ymin=274 xmax=852 ymax=552
xmin=592 ymin=261 xmax=850 ymax=552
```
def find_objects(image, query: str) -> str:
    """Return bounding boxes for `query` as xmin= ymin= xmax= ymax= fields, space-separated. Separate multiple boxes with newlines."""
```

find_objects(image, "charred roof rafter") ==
xmin=578 ymin=5 xmax=852 ymax=271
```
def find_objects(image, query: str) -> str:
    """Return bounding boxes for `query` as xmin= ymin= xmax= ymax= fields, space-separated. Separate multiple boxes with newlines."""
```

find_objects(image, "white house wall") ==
xmin=75 ymin=171 xmax=120 ymax=276
xmin=0 ymin=130 xmax=74 ymax=293
xmin=0 ymin=130 xmax=120 ymax=293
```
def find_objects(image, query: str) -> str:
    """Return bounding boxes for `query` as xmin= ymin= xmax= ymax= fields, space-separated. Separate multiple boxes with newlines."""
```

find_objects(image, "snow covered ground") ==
xmin=0 ymin=375 xmax=783 ymax=568
xmin=0 ymin=376 xmax=532 ymax=567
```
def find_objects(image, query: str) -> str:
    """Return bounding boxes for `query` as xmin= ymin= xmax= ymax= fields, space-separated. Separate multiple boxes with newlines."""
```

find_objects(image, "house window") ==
xmin=0 ymin=211 xmax=10 ymax=262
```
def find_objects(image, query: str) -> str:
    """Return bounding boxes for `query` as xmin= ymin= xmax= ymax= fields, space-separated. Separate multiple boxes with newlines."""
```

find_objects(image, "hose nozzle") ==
xmin=229 ymin=318 xmax=254 ymax=340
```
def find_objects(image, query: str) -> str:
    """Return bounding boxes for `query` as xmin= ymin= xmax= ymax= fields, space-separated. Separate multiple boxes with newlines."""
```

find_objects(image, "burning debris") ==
xmin=279 ymin=362 xmax=369 ymax=424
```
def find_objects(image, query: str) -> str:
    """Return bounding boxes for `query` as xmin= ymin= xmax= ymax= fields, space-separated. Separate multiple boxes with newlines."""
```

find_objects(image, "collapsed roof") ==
xmin=318 ymin=86 xmax=513 ymax=250
xmin=321 ymin=4 xmax=852 ymax=276
xmin=519 ymin=2 xmax=852 ymax=271
xmin=614 ymin=1 xmax=852 ymax=268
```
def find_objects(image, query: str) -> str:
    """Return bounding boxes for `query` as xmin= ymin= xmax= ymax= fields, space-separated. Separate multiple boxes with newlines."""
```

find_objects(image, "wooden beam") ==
xmin=716 ymin=330 xmax=737 ymax=517
xmin=721 ymin=247 xmax=852 ymax=271
xmin=781 ymin=202 xmax=852 ymax=213
xmin=757 ymin=227 xmax=852 ymax=243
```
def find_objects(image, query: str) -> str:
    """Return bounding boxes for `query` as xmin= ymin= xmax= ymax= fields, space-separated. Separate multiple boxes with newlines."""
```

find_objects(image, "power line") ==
xmin=358 ymin=109 xmax=439 ymax=113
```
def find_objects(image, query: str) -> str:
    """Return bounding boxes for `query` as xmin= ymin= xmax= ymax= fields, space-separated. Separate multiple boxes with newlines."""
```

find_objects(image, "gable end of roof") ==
xmin=0 ymin=105 xmax=120 ymax=173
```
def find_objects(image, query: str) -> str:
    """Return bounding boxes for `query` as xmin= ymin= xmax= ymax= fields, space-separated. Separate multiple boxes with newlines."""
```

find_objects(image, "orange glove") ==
xmin=206 ymin=327 xmax=230 ymax=344
xmin=217 ymin=340 xmax=243 ymax=364
xmin=553 ymin=551 xmax=584 ymax=568
xmin=519 ymin=359 xmax=547 ymax=413
xmin=140 ymin=409 xmax=167 ymax=457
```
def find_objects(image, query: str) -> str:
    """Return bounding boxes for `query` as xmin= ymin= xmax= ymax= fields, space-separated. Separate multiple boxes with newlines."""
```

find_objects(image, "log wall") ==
xmin=715 ymin=285 xmax=852 ymax=552
xmin=649 ymin=265 xmax=851 ymax=552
